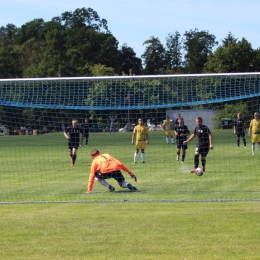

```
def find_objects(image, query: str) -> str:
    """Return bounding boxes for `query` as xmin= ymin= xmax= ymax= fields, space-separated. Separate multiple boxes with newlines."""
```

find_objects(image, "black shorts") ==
xmin=196 ymin=146 xmax=209 ymax=157
xmin=68 ymin=141 xmax=79 ymax=150
xmin=83 ymin=132 xmax=89 ymax=138
xmin=95 ymin=170 xmax=125 ymax=183
xmin=236 ymin=132 xmax=245 ymax=138
xmin=176 ymin=141 xmax=188 ymax=150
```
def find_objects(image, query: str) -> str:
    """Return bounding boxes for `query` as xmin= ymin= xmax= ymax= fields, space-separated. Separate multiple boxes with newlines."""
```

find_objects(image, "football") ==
xmin=196 ymin=167 xmax=204 ymax=176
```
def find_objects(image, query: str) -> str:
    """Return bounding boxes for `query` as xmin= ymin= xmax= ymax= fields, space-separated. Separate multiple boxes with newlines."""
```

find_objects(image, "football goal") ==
xmin=0 ymin=72 xmax=259 ymax=203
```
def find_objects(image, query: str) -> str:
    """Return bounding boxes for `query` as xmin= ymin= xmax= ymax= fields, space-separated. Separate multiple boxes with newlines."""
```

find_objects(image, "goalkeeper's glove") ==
xmin=129 ymin=172 xmax=137 ymax=182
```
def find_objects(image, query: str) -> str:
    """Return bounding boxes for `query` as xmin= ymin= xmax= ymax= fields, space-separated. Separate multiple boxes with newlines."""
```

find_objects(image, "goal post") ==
xmin=0 ymin=72 xmax=260 ymax=203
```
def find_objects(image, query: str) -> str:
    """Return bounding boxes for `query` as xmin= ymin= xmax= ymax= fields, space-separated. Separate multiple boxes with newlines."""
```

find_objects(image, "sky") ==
xmin=1 ymin=0 xmax=260 ymax=58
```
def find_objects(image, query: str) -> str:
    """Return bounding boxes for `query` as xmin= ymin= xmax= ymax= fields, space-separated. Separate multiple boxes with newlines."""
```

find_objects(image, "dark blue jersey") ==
xmin=234 ymin=119 xmax=246 ymax=132
xmin=194 ymin=124 xmax=211 ymax=148
xmin=80 ymin=123 xmax=90 ymax=134
xmin=65 ymin=126 xmax=82 ymax=143
xmin=175 ymin=125 xmax=189 ymax=141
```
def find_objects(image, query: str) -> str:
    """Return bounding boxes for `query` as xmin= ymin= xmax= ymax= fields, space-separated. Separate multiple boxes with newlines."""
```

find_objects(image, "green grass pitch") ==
xmin=0 ymin=129 xmax=259 ymax=203
xmin=0 ymin=130 xmax=260 ymax=259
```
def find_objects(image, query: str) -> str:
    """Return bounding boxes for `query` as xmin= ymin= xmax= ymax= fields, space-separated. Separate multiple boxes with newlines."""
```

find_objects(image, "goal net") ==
xmin=0 ymin=73 xmax=260 ymax=203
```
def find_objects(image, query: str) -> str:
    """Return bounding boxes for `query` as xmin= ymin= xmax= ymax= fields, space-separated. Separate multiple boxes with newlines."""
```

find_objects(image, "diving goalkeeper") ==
xmin=86 ymin=149 xmax=138 ymax=193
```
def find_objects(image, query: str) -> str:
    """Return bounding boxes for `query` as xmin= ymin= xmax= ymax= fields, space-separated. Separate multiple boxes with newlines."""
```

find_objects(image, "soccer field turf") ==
xmin=0 ymin=130 xmax=259 ymax=203
xmin=1 ymin=130 xmax=260 ymax=259
xmin=0 ymin=202 xmax=259 ymax=260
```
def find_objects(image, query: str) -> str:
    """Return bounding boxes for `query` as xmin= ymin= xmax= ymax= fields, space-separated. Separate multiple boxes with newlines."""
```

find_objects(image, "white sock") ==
xmin=252 ymin=144 xmax=255 ymax=153
xmin=97 ymin=178 xmax=110 ymax=187
xmin=134 ymin=152 xmax=138 ymax=163
xmin=258 ymin=144 xmax=260 ymax=152
xmin=166 ymin=137 xmax=169 ymax=144
xmin=171 ymin=138 xmax=174 ymax=143
xmin=141 ymin=153 xmax=145 ymax=162
xmin=121 ymin=180 xmax=129 ymax=188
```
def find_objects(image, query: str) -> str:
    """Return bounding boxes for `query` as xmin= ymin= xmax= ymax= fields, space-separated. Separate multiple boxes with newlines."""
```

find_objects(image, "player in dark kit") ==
xmin=64 ymin=119 xmax=83 ymax=166
xmin=233 ymin=113 xmax=246 ymax=148
xmin=183 ymin=117 xmax=213 ymax=173
xmin=80 ymin=118 xmax=90 ymax=146
xmin=174 ymin=117 xmax=190 ymax=163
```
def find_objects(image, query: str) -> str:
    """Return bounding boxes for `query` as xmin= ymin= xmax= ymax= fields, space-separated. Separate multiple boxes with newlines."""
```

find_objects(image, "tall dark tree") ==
xmin=254 ymin=47 xmax=260 ymax=71
xmin=183 ymin=28 xmax=218 ymax=73
xmin=0 ymin=36 xmax=22 ymax=78
xmin=141 ymin=36 xmax=166 ymax=75
xmin=0 ymin=23 xmax=17 ymax=44
xmin=222 ymin=32 xmax=238 ymax=47
xmin=165 ymin=31 xmax=183 ymax=72
xmin=119 ymin=43 xmax=142 ymax=75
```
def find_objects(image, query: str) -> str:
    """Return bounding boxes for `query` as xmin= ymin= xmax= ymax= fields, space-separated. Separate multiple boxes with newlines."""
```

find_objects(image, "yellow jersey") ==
xmin=250 ymin=119 xmax=260 ymax=134
xmin=133 ymin=125 xmax=148 ymax=141
xmin=163 ymin=120 xmax=173 ymax=131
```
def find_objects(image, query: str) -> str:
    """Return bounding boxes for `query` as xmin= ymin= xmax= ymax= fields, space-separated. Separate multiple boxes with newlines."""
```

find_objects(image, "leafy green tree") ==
xmin=142 ymin=36 xmax=166 ymax=74
xmin=254 ymin=48 xmax=260 ymax=71
xmin=119 ymin=43 xmax=142 ymax=75
xmin=13 ymin=19 xmax=46 ymax=45
xmin=20 ymin=28 xmax=68 ymax=77
xmin=56 ymin=7 xmax=109 ymax=32
xmin=31 ymin=29 xmax=68 ymax=77
xmin=0 ymin=36 xmax=23 ymax=78
xmin=165 ymin=31 xmax=183 ymax=72
xmin=84 ymin=63 xmax=115 ymax=76
xmin=183 ymin=28 xmax=218 ymax=73
xmin=0 ymin=23 xmax=17 ymax=44
xmin=204 ymin=38 xmax=259 ymax=73
xmin=94 ymin=33 xmax=121 ymax=73
xmin=64 ymin=25 xmax=121 ymax=75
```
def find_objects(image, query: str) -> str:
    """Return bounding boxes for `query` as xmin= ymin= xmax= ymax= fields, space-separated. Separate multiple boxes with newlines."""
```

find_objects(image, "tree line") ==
xmin=1 ymin=7 xmax=260 ymax=78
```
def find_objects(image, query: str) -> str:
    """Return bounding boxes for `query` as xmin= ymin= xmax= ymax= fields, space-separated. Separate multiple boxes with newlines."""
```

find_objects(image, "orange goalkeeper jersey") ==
xmin=87 ymin=154 xmax=130 ymax=192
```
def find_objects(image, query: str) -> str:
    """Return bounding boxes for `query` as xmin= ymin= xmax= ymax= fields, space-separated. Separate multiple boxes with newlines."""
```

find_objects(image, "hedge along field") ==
xmin=0 ymin=129 xmax=259 ymax=203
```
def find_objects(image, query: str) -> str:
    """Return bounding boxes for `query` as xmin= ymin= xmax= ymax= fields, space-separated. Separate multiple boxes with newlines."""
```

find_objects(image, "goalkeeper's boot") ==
xmin=202 ymin=167 xmax=205 ymax=172
xmin=127 ymin=183 xmax=138 ymax=192
xmin=190 ymin=169 xmax=196 ymax=173
xmin=108 ymin=185 xmax=115 ymax=192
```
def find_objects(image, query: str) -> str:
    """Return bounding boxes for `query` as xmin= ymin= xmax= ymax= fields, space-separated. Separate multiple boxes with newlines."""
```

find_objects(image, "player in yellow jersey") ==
xmin=248 ymin=112 xmax=260 ymax=155
xmin=132 ymin=118 xmax=149 ymax=163
xmin=162 ymin=115 xmax=175 ymax=144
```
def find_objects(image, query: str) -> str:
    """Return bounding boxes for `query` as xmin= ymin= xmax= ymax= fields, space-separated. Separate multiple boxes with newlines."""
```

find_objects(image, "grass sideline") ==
xmin=1 ymin=202 xmax=260 ymax=259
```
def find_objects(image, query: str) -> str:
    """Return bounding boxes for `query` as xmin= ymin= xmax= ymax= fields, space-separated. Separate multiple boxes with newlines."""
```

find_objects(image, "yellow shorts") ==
xmin=165 ymin=130 xmax=173 ymax=136
xmin=251 ymin=134 xmax=260 ymax=143
xmin=135 ymin=140 xmax=147 ymax=150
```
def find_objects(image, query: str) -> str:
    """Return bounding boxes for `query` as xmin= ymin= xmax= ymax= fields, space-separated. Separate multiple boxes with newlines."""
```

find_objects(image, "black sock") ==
xmin=201 ymin=158 xmax=206 ymax=168
xmin=72 ymin=155 xmax=76 ymax=164
xmin=194 ymin=155 xmax=199 ymax=168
